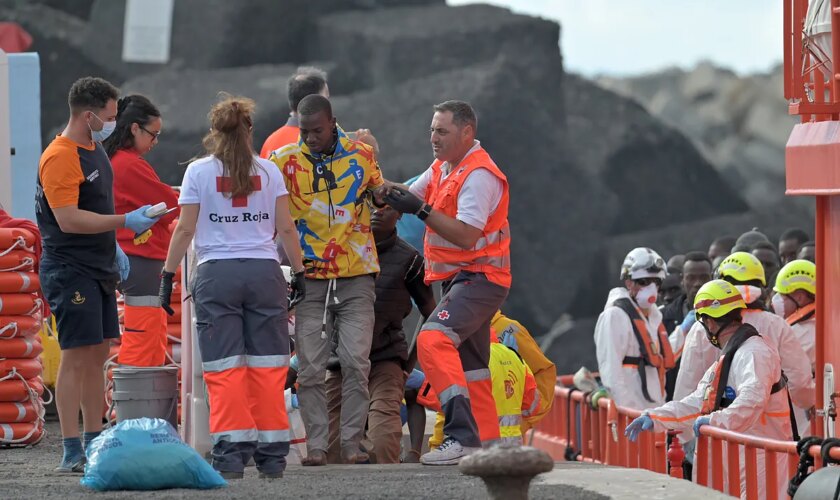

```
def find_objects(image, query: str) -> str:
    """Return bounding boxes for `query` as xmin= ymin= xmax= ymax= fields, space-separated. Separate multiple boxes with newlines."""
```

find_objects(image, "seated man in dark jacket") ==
xmin=326 ymin=205 xmax=436 ymax=463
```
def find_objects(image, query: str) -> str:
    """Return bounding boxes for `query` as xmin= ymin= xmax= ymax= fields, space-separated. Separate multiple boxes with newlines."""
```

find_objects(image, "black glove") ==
xmin=159 ymin=270 xmax=175 ymax=316
xmin=288 ymin=270 xmax=306 ymax=310
xmin=383 ymin=186 xmax=423 ymax=215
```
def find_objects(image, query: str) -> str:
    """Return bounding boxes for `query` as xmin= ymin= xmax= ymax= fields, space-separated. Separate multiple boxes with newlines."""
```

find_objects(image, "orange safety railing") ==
xmin=528 ymin=376 xmax=672 ymax=475
xmin=530 ymin=377 xmax=839 ymax=499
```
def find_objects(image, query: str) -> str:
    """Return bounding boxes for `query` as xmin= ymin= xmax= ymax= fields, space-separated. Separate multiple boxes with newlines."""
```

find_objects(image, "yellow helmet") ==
xmin=716 ymin=251 xmax=766 ymax=286
xmin=774 ymin=259 xmax=816 ymax=296
xmin=693 ymin=280 xmax=746 ymax=318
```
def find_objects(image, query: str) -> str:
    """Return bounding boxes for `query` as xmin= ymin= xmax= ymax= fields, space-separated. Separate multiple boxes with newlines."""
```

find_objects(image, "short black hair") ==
xmin=433 ymin=100 xmax=477 ymax=133
xmin=711 ymin=235 xmax=736 ymax=249
xmin=287 ymin=66 xmax=328 ymax=112
xmin=297 ymin=94 xmax=332 ymax=119
xmin=780 ymin=228 xmax=809 ymax=246
xmin=683 ymin=251 xmax=712 ymax=268
xmin=730 ymin=244 xmax=751 ymax=253
xmin=68 ymin=76 xmax=119 ymax=114
xmin=752 ymin=240 xmax=779 ymax=254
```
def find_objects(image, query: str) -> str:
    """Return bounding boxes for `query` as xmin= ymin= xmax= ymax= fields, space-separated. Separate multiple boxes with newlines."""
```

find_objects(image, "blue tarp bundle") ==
xmin=81 ymin=418 xmax=226 ymax=491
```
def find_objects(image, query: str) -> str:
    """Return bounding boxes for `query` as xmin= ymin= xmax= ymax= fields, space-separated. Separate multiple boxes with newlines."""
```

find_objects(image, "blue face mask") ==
xmin=88 ymin=112 xmax=116 ymax=142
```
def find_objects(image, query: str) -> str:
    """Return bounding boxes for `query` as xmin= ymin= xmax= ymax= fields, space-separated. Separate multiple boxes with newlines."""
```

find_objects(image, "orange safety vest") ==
xmin=423 ymin=146 xmax=511 ymax=288
xmin=614 ymin=298 xmax=675 ymax=402
xmin=786 ymin=302 xmax=816 ymax=327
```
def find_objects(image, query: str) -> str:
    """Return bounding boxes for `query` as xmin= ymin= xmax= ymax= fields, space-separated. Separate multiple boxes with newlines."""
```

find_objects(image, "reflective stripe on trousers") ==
xmin=211 ymin=429 xmax=292 ymax=444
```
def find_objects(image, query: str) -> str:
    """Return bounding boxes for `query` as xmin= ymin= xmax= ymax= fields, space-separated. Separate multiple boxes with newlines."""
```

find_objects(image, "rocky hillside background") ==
xmin=2 ymin=1 xmax=812 ymax=373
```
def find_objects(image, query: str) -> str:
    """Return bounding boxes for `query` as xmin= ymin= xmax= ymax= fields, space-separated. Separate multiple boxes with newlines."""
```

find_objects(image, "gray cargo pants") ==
xmin=295 ymin=275 xmax=375 ymax=454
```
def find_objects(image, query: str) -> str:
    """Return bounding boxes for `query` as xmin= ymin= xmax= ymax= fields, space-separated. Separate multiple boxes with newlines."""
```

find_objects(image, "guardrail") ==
xmin=529 ymin=376 xmax=840 ymax=499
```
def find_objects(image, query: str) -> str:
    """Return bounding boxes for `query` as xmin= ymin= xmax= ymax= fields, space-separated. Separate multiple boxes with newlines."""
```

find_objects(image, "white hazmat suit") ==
xmin=649 ymin=334 xmax=792 ymax=500
xmin=674 ymin=309 xmax=814 ymax=433
xmin=594 ymin=287 xmax=666 ymax=410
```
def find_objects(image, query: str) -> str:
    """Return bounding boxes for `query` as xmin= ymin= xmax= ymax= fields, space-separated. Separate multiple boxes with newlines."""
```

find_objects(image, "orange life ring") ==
xmin=167 ymin=303 xmax=182 ymax=323
xmin=0 ymin=401 xmax=40 ymax=422
xmin=0 ymin=421 xmax=44 ymax=445
xmin=0 ymin=251 xmax=35 ymax=272
xmin=0 ymin=337 xmax=43 ymax=359
xmin=0 ymin=316 xmax=42 ymax=339
xmin=0 ymin=272 xmax=40 ymax=293
xmin=0 ymin=358 xmax=42 ymax=379
xmin=0 ymin=228 xmax=36 ymax=254
xmin=0 ymin=377 xmax=44 ymax=402
xmin=0 ymin=294 xmax=41 ymax=316
xmin=167 ymin=322 xmax=181 ymax=340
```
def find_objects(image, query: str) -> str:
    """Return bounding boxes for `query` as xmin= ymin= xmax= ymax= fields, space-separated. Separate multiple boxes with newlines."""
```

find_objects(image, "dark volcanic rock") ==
xmin=120 ymin=64 xmax=299 ymax=185
xmin=82 ymin=0 xmax=446 ymax=83
xmin=83 ymin=0 xmax=313 ymax=80
xmin=0 ymin=3 xmax=119 ymax=146
xmin=317 ymin=4 xmax=560 ymax=90
xmin=30 ymin=0 xmax=95 ymax=19
xmin=564 ymin=73 xmax=749 ymax=235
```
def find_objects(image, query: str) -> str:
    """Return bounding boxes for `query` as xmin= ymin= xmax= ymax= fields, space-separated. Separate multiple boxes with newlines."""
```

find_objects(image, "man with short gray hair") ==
xmin=384 ymin=100 xmax=511 ymax=465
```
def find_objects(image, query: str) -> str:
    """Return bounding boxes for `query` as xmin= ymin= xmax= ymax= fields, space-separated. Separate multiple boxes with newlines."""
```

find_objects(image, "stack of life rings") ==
xmin=0 ymin=228 xmax=49 ymax=447
xmin=104 ymin=267 xmax=183 ymax=425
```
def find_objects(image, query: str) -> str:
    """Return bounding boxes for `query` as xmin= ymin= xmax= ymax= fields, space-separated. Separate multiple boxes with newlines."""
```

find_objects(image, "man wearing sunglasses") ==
xmin=594 ymin=247 xmax=675 ymax=410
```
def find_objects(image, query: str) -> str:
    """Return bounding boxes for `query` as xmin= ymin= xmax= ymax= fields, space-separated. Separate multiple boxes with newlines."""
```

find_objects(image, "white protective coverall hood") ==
xmin=594 ymin=287 xmax=666 ymax=410
xmin=647 ymin=335 xmax=792 ymax=499
xmin=674 ymin=309 xmax=815 ymax=434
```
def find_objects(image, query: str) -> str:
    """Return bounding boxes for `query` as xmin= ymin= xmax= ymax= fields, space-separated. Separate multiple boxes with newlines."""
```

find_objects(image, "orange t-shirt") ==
xmin=38 ymin=135 xmax=91 ymax=208
xmin=260 ymin=121 xmax=300 ymax=159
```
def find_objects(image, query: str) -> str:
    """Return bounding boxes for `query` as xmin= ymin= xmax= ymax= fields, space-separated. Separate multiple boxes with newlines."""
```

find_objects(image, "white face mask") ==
xmin=634 ymin=283 xmax=658 ymax=309
xmin=771 ymin=293 xmax=787 ymax=317
xmin=734 ymin=285 xmax=764 ymax=305
xmin=88 ymin=112 xmax=116 ymax=142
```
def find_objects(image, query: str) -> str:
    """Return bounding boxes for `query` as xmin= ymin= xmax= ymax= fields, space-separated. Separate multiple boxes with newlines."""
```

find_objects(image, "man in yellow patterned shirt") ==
xmin=269 ymin=94 xmax=384 ymax=466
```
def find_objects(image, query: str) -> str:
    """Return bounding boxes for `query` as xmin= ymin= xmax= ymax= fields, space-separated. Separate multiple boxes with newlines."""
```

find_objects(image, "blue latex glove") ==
xmin=290 ymin=393 xmax=299 ymax=409
xmin=124 ymin=204 xmax=159 ymax=234
xmin=694 ymin=415 xmax=711 ymax=436
xmin=115 ymin=245 xmax=130 ymax=282
xmin=499 ymin=329 xmax=519 ymax=351
xmin=405 ymin=369 xmax=425 ymax=390
xmin=289 ymin=354 xmax=299 ymax=372
xmin=680 ymin=310 xmax=697 ymax=332
xmin=625 ymin=414 xmax=653 ymax=442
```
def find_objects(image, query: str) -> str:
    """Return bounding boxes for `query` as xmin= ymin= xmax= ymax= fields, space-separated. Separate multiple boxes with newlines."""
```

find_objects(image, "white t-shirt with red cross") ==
xmin=179 ymin=155 xmax=288 ymax=265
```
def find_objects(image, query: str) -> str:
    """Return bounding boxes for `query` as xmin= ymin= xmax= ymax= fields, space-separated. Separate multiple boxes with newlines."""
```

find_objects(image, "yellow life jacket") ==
xmin=489 ymin=343 xmax=527 ymax=444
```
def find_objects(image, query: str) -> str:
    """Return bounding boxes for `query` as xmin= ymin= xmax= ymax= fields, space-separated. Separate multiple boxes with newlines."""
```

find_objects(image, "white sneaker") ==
xmin=420 ymin=437 xmax=480 ymax=466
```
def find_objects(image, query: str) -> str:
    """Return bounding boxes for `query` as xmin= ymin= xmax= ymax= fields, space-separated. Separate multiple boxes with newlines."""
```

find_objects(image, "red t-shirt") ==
xmin=112 ymin=149 xmax=180 ymax=260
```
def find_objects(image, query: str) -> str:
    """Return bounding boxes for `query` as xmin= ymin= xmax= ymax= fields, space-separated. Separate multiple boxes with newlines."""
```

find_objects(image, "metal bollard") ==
xmin=459 ymin=445 xmax=554 ymax=500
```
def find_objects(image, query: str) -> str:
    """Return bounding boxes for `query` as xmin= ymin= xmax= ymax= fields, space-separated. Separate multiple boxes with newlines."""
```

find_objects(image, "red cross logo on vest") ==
xmin=437 ymin=310 xmax=450 ymax=321
xmin=216 ymin=176 xmax=262 ymax=207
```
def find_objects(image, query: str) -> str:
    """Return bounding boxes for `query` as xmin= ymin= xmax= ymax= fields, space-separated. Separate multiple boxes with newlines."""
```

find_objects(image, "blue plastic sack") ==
xmin=81 ymin=418 xmax=226 ymax=491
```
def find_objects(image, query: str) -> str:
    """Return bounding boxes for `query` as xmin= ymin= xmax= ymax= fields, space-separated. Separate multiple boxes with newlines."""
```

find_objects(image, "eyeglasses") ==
xmin=139 ymin=125 xmax=161 ymax=140
xmin=634 ymin=278 xmax=662 ymax=287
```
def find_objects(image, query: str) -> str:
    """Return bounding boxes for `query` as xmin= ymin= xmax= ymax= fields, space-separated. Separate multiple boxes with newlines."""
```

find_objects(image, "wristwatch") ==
xmin=415 ymin=203 xmax=432 ymax=221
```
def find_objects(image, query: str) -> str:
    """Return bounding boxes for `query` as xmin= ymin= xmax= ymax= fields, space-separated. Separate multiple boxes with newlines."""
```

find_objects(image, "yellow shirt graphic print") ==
xmin=270 ymin=126 xmax=384 ymax=279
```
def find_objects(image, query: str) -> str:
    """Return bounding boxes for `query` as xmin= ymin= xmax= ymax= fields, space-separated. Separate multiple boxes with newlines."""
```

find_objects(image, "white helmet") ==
xmin=620 ymin=247 xmax=667 ymax=281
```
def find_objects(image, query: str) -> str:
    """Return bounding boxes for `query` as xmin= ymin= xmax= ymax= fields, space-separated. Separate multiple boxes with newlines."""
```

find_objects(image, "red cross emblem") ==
xmin=437 ymin=310 xmax=450 ymax=321
xmin=216 ymin=176 xmax=262 ymax=207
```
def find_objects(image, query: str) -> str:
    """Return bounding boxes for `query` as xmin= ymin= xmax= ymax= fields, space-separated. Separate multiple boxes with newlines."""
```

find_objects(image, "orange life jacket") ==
xmin=786 ymin=302 xmax=816 ymax=327
xmin=700 ymin=324 xmax=786 ymax=415
xmin=614 ymin=298 xmax=675 ymax=402
xmin=423 ymin=146 xmax=511 ymax=288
